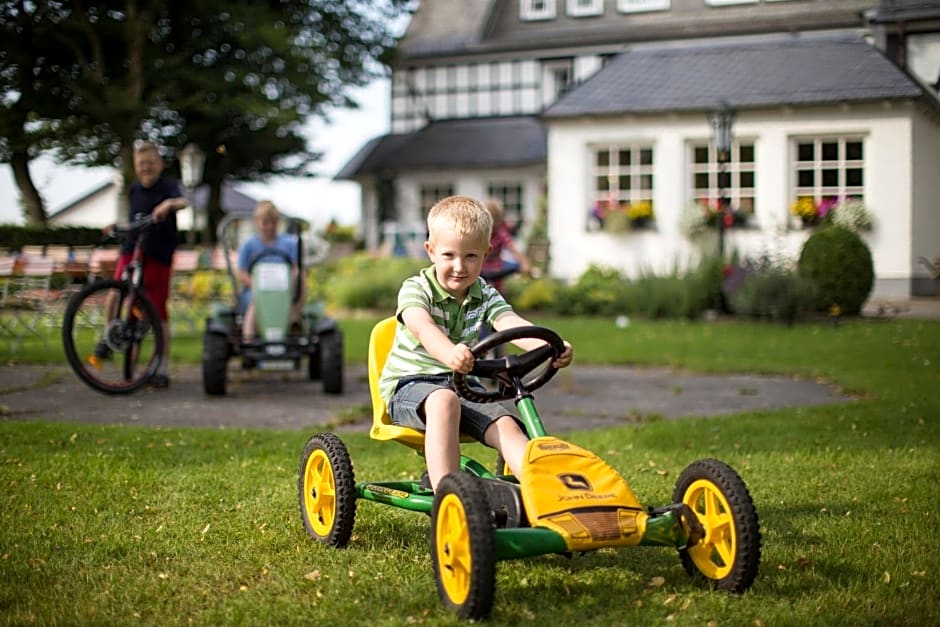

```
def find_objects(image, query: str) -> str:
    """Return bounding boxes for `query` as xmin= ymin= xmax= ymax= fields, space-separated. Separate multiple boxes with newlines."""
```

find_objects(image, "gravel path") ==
xmin=0 ymin=362 xmax=849 ymax=433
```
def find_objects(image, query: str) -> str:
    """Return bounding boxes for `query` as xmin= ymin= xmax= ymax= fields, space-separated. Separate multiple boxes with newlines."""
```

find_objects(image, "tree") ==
xmin=0 ymin=0 xmax=415 ymax=234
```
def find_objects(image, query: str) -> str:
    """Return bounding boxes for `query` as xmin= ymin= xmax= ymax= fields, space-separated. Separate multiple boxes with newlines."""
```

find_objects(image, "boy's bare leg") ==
xmin=423 ymin=389 xmax=462 ymax=490
xmin=483 ymin=416 xmax=529 ymax=477
xmin=243 ymin=302 xmax=256 ymax=340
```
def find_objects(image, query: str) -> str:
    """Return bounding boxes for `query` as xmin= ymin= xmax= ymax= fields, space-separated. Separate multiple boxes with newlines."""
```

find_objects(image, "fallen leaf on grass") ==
xmin=647 ymin=576 xmax=666 ymax=587
xmin=304 ymin=570 xmax=321 ymax=581
xmin=882 ymin=571 xmax=891 ymax=584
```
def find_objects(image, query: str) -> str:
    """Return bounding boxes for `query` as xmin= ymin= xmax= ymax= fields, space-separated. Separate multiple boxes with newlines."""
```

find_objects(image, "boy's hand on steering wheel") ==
xmin=445 ymin=343 xmax=475 ymax=374
xmin=553 ymin=341 xmax=573 ymax=369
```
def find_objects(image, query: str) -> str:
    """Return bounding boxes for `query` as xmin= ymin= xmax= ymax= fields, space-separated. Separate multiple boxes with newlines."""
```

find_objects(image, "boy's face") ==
xmin=133 ymin=150 xmax=164 ymax=188
xmin=255 ymin=214 xmax=279 ymax=241
xmin=425 ymin=226 xmax=490 ymax=299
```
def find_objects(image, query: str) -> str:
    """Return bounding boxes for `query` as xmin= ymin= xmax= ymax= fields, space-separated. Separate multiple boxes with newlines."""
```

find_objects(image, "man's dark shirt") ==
xmin=121 ymin=176 xmax=184 ymax=265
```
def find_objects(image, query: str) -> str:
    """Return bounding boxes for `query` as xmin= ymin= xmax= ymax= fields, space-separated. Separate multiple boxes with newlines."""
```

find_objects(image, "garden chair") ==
xmin=3 ymin=255 xmax=55 ymax=352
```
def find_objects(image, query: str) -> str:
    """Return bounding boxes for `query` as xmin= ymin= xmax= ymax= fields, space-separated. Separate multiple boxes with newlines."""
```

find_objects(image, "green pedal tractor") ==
xmin=202 ymin=213 xmax=343 ymax=396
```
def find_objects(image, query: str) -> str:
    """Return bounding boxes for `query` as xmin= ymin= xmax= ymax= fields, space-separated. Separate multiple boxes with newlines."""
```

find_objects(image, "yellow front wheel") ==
xmin=431 ymin=472 xmax=496 ymax=620
xmin=674 ymin=459 xmax=761 ymax=593
xmin=298 ymin=433 xmax=356 ymax=547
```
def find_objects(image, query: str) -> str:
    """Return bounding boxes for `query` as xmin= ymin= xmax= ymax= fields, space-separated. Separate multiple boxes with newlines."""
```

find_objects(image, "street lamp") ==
xmin=178 ymin=143 xmax=206 ymax=243
xmin=708 ymin=102 xmax=735 ymax=258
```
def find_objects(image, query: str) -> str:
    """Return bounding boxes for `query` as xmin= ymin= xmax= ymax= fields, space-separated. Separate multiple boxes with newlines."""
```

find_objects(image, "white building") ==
xmin=339 ymin=0 xmax=940 ymax=298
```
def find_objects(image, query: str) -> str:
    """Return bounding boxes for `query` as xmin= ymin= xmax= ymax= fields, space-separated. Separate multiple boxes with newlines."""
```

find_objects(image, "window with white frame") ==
xmin=521 ymin=0 xmax=556 ymax=20
xmin=617 ymin=0 xmax=670 ymax=14
xmin=690 ymin=140 xmax=756 ymax=217
xmin=793 ymin=137 xmax=864 ymax=205
xmin=567 ymin=0 xmax=603 ymax=17
xmin=420 ymin=184 xmax=455 ymax=218
xmin=587 ymin=144 xmax=655 ymax=231
xmin=486 ymin=183 xmax=525 ymax=228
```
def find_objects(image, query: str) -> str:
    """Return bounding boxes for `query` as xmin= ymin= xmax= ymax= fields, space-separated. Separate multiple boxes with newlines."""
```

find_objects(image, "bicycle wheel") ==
xmin=62 ymin=279 xmax=164 ymax=395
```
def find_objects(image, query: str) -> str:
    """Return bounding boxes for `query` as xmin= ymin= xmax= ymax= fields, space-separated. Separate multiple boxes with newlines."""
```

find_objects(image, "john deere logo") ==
xmin=558 ymin=473 xmax=592 ymax=491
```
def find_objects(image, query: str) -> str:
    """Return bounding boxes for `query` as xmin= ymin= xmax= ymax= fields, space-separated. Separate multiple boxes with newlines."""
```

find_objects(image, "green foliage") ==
xmin=798 ymin=226 xmax=874 ymax=315
xmin=510 ymin=277 xmax=563 ymax=312
xmin=324 ymin=253 xmax=425 ymax=311
xmin=728 ymin=257 xmax=818 ymax=324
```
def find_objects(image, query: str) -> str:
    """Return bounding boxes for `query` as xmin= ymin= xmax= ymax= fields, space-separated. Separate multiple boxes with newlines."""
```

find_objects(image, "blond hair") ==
xmin=254 ymin=200 xmax=280 ymax=222
xmin=427 ymin=195 xmax=492 ymax=244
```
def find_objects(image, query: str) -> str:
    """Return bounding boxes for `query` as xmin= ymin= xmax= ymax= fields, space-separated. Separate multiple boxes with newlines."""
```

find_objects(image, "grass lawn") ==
xmin=1 ymin=317 xmax=938 ymax=625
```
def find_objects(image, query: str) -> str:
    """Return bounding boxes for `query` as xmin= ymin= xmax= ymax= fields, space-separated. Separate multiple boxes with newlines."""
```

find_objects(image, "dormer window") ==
xmin=567 ymin=0 xmax=603 ymax=17
xmin=520 ymin=0 xmax=556 ymax=21
xmin=617 ymin=0 xmax=670 ymax=13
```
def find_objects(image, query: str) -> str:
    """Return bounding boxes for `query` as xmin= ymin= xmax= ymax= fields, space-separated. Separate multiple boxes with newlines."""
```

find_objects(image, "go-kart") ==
xmin=202 ymin=212 xmax=343 ymax=396
xmin=298 ymin=319 xmax=761 ymax=620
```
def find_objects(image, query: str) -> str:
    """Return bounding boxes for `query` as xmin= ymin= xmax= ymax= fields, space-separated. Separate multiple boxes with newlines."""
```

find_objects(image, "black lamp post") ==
xmin=178 ymin=143 xmax=206 ymax=243
xmin=709 ymin=102 xmax=735 ymax=258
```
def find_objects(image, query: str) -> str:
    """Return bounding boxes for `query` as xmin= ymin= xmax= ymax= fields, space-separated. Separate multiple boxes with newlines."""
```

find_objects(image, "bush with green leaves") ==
xmin=797 ymin=226 xmax=874 ymax=315
xmin=323 ymin=253 xmax=426 ymax=311
xmin=728 ymin=257 xmax=817 ymax=324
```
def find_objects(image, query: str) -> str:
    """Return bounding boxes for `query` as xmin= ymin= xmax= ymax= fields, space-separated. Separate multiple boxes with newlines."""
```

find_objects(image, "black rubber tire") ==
xmin=298 ymin=433 xmax=356 ymax=547
xmin=307 ymin=343 xmax=321 ymax=380
xmin=673 ymin=459 xmax=761 ymax=593
xmin=62 ymin=279 xmax=164 ymax=395
xmin=431 ymin=472 xmax=496 ymax=620
xmin=202 ymin=332 xmax=229 ymax=396
xmin=319 ymin=330 xmax=344 ymax=395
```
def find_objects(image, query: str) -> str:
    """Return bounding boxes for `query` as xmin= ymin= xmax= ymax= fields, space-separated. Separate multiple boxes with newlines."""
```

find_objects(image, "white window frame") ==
xmin=792 ymin=136 xmax=865 ymax=205
xmin=521 ymin=0 xmax=556 ymax=21
xmin=486 ymin=183 xmax=525 ymax=225
xmin=587 ymin=144 xmax=655 ymax=231
xmin=617 ymin=0 xmax=670 ymax=14
xmin=420 ymin=184 xmax=455 ymax=217
xmin=567 ymin=0 xmax=603 ymax=17
xmin=689 ymin=139 xmax=757 ymax=216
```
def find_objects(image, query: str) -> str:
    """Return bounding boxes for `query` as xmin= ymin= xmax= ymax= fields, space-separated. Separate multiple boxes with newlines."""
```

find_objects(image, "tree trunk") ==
xmin=10 ymin=149 xmax=46 ymax=225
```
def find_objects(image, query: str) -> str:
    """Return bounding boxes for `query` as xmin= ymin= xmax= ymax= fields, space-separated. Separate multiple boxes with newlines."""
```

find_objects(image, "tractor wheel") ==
xmin=298 ymin=433 xmax=356 ymax=547
xmin=431 ymin=472 xmax=496 ymax=620
xmin=673 ymin=459 xmax=761 ymax=593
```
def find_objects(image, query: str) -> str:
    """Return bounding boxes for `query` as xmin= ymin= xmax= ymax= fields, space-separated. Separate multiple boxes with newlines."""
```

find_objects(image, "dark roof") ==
xmin=396 ymin=0 xmax=874 ymax=61
xmin=544 ymin=33 xmax=932 ymax=118
xmin=192 ymin=183 xmax=257 ymax=214
xmin=871 ymin=0 xmax=940 ymax=22
xmin=335 ymin=116 xmax=546 ymax=179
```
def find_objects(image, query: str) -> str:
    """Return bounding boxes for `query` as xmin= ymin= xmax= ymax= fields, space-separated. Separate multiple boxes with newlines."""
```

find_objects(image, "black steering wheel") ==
xmin=452 ymin=326 xmax=565 ymax=403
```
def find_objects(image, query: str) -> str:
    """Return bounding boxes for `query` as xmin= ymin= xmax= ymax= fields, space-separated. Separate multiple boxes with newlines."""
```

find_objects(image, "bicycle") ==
xmin=62 ymin=214 xmax=165 ymax=394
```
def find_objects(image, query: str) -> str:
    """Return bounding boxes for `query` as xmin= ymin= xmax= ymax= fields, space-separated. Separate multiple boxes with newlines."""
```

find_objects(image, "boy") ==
xmin=236 ymin=201 xmax=302 ymax=341
xmin=482 ymin=197 xmax=531 ymax=295
xmin=97 ymin=141 xmax=188 ymax=388
xmin=380 ymin=195 xmax=573 ymax=491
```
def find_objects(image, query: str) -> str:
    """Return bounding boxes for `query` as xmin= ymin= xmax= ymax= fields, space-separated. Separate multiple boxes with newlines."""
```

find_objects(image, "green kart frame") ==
xmin=298 ymin=321 xmax=761 ymax=620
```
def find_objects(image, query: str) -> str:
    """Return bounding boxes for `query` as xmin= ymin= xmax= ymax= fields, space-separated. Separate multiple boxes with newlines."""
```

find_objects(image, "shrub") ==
xmin=324 ymin=253 xmax=425 ymax=311
xmin=797 ymin=226 xmax=874 ymax=315
xmin=728 ymin=258 xmax=817 ymax=325
xmin=511 ymin=277 xmax=561 ymax=312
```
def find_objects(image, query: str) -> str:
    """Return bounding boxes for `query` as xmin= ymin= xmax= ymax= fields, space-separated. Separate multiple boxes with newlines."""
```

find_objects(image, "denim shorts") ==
xmin=389 ymin=374 xmax=518 ymax=442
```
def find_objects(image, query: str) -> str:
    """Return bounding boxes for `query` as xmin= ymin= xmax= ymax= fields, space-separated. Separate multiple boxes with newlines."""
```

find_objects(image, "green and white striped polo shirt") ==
xmin=379 ymin=265 xmax=513 ymax=404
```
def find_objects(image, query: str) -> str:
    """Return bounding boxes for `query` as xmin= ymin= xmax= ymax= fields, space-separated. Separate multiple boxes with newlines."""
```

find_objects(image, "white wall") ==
xmin=911 ymin=105 xmax=940 ymax=296
xmin=546 ymin=102 xmax=930 ymax=299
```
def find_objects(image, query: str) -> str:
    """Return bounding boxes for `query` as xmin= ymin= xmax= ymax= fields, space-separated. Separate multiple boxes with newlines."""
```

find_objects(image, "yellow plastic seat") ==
xmin=368 ymin=317 xmax=427 ymax=450
xmin=368 ymin=316 xmax=474 ymax=451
